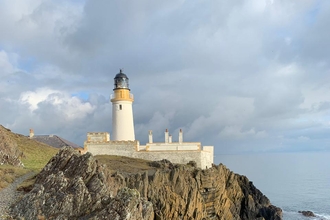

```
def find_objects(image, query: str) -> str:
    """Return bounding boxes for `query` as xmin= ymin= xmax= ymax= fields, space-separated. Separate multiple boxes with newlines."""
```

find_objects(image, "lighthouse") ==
xmin=85 ymin=69 xmax=214 ymax=169
xmin=110 ymin=69 xmax=135 ymax=141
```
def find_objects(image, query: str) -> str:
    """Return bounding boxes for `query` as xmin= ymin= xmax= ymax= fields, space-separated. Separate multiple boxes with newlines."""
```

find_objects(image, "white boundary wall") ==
xmin=142 ymin=142 xmax=201 ymax=151
xmin=86 ymin=141 xmax=213 ymax=169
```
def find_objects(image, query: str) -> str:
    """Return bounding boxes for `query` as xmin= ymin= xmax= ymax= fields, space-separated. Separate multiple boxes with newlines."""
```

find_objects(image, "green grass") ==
xmin=0 ymin=131 xmax=59 ymax=190
xmin=16 ymin=136 xmax=58 ymax=170
xmin=95 ymin=155 xmax=155 ymax=173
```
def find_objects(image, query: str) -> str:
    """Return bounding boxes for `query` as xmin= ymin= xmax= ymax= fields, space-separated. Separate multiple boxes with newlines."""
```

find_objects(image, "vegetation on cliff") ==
xmin=0 ymin=125 xmax=58 ymax=190
xmin=12 ymin=147 xmax=282 ymax=220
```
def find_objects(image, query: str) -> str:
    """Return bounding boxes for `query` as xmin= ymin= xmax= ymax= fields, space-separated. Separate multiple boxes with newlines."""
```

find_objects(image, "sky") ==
xmin=0 ymin=0 xmax=330 ymax=154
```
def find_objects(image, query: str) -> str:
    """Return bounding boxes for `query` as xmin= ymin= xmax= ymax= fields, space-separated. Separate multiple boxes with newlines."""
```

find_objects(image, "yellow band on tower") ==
xmin=111 ymin=89 xmax=134 ymax=102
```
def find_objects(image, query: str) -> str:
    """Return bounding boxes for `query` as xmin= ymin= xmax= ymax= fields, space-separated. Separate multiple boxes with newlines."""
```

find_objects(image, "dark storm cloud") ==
xmin=0 ymin=0 xmax=330 ymax=154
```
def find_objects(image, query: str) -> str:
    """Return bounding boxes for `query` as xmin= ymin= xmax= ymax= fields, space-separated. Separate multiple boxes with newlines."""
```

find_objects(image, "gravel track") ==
xmin=0 ymin=172 xmax=35 ymax=220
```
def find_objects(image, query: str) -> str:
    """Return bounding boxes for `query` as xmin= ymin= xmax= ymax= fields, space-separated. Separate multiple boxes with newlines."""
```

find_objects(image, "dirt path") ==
xmin=0 ymin=172 xmax=35 ymax=220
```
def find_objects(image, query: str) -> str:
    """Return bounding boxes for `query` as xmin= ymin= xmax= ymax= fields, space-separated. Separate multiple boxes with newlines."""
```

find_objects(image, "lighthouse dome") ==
xmin=114 ymin=69 xmax=129 ymax=90
xmin=114 ymin=71 xmax=128 ymax=80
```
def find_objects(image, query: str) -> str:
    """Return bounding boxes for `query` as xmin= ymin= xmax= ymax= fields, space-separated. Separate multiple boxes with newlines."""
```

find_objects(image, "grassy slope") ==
xmin=16 ymin=134 xmax=58 ymax=170
xmin=0 ymin=130 xmax=58 ymax=190
xmin=95 ymin=155 xmax=155 ymax=173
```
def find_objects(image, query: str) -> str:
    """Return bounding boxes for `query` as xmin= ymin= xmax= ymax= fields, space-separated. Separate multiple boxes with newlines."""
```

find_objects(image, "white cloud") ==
xmin=219 ymin=126 xmax=268 ymax=140
xmin=0 ymin=50 xmax=18 ymax=76
xmin=298 ymin=136 xmax=310 ymax=141
xmin=0 ymin=0 xmax=330 ymax=153
xmin=300 ymin=86 xmax=330 ymax=110
xmin=276 ymin=63 xmax=300 ymax=76
xmin=19 ymin=88 xmax=95 ymax=120
xmin=20 ymin=88 xmax=59 ymax=111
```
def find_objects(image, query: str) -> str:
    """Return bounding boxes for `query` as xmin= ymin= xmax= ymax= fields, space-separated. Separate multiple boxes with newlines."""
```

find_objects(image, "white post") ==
xmin=169 ymin=135 xmax=172 ymax=143
xmin=136 ymin=141 xmax=140 ymax=151
xmin=29 ymin=129 xmax=34 ymax=138
xmin=179 ymin=129 xmax=183 ymax=144
xmin=165 ymin=129 xmax=169 ymax=143
xmin=148 ymin=130 xmax=153 ymax=143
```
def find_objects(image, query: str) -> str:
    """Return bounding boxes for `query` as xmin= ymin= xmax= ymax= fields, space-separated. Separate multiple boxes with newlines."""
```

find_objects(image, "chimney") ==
xmin=148 ymin=130 xmax=153 ymax=143
xmin=165 ymin=129 xmax=169 ymax=143
xmin=29 ymin=128 xmax=34 ymax=138
xmin=169 ymin=135 xmax=172 ymax=143
xmin=179 ymin=129 xmax=183 ymax=144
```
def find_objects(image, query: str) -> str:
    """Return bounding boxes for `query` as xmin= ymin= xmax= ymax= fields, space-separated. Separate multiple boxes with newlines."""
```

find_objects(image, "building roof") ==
xmin=32 ymin=135 xmax=82 ymax=149
xmin=114 ymin=69 xmax=128 ymax=79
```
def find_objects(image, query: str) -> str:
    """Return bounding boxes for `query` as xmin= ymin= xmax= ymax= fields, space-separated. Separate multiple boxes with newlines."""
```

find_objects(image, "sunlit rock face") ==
xmin=12 ymin=147 xmax=281 ymax=220
xmin=108 ymin=160 xmax=282 ymax=220
xmin=0 ymin=125 xmax=23 ymax=167
xmin=11 ymin=148 xmax=153 ymax=220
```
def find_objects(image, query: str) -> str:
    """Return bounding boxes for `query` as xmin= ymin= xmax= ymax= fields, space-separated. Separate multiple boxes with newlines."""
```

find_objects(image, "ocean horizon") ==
xmin=215 ymin=151 xmax=330 ymax=220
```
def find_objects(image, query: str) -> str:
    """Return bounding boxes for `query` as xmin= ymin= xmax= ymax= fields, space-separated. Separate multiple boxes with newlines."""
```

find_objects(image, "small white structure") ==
xmin=111 ymin=69 xmax=135 ymax=141
xmin=140 ymin=129 xmax=201 ymax=151
xmin=85 ymin=70 xmax=214 ymax=169
xmin=29 ymin=129 xmax=34 ymax=138
xmin=87 ymin=132 xmax=110 ymax=143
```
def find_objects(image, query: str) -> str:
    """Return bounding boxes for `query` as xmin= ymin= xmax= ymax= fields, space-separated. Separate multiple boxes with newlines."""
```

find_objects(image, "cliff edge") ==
xmin=11 ymin=147 xmax=282 ymax=220
xmin=0 ymin=125 xmax=23 ymax=167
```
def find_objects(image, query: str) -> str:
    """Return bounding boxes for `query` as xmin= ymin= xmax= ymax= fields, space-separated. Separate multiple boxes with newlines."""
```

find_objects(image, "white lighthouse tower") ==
xmin=110 ymin=69 xmax=135 ymax=141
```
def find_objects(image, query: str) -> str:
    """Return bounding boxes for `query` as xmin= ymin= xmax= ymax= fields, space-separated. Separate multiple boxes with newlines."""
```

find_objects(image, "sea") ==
xmin=215 ymin=152 xmax=330 ymax=220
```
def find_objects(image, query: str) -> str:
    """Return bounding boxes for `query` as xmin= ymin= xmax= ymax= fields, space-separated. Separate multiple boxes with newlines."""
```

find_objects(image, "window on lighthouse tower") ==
xmin=119 ymin=104 xmax=122 ymax=110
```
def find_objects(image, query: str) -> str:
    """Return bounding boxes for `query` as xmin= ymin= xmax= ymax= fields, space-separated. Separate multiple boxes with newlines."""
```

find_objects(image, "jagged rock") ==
xmin=298 ymin=210 xmax=316 ymax=217
xmin=187 ymin=160 xmax=197 ymax=168
xmin=0 ymin=151 xmax=23 ymax=167
xmin=11 ymin=147 xmax=282 ymax=220
xmin=89 ymin=188 xmax=154 ymax=220
xmin=11 ymin=147 xmax=153 ymax=220
xmin=109 ymin=163 xmax=282 ymax=220
xmin=148 ymin=159 xmax=174 ymax=170
xmin=0 ymin=125 xmax=24 ymax=167
xmin=237 ymin=176 xmax=282 ymax=220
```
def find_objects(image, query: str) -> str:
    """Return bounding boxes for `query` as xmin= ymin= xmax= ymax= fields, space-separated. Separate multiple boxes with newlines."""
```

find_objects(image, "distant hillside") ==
xmin=0 ymin=125 xmax=58 ymax=190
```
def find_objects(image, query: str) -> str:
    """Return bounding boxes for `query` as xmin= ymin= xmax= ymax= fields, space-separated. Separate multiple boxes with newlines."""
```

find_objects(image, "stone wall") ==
xmin=85 ymin=141 xmax=138 ymax=157
xmin=143 ymin=142 xmax=201 ymax=151
xmin=134 ymin=151 xmax=207 ymax=168
xmin=85 ymin=141 xmax=213 ymax=169
xmin=87 ymin=132 xmax=110 ymax=143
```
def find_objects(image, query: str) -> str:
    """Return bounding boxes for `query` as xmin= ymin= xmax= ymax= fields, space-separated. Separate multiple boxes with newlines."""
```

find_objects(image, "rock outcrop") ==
xmin=0 ymin=125 xmax=23 ymax=167
xmin=298 ymin=210 xmax=316 ymax=217
xmin=11 ymin=147 xmax=153 ymax=220
xmin=11 ymin=147 xmax=282 ymax=220
xmin=109 ymin=161 xmax=282 ymax=220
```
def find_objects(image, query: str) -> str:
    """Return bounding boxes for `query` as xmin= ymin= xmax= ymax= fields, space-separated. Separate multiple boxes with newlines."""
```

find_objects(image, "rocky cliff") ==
xmin=0 ymin=125 xmax=23 ymax=167
xmin=11 ymin=147 xmax=282 ymax=220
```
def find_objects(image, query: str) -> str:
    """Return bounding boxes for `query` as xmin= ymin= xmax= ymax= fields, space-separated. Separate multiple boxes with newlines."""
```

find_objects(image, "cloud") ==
xmin=0 ymin=50 xmax=18 ymax=76
xmin=19 ymin=88 xmax=95 ymax=120
xmin=0 ymin=0 xmax=330 ymax=153
xmin=298 ymin=136 xmax=310 ymax=141
xmin=219 ymin=126 xmax=268 ymax=140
